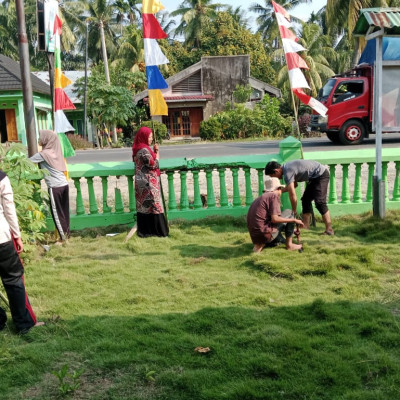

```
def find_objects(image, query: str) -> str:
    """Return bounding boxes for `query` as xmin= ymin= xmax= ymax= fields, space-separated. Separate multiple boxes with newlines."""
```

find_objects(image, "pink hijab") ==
xmin=39 ymin=130 xmax=66 ymax=172
xmin=132 ymin=127 xmax=156 ymax=160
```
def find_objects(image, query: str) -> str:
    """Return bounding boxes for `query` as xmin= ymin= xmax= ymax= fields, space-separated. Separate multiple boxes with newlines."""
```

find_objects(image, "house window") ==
xmin=36 ymin=110 xmax=48 ymax=130
xmin=172 ymin=71 xmax=201 ymax=93
xmin=250 ymin=89 xmax=262 ymax=101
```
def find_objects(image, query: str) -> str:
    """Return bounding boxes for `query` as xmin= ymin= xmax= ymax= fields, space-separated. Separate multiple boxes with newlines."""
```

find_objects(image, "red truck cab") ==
xmin=310 ymin=65 xmax=373 ymax=145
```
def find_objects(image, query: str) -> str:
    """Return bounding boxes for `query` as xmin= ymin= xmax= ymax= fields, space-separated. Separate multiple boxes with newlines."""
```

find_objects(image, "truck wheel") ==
xmin=339 ymin=120 xmax=365 ymax=145
xmin=326 ymin=132 xmax=340 ymax=143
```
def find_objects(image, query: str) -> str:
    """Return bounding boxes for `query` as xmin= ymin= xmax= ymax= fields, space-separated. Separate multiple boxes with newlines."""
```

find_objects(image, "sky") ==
xmin=161 ymin=0 xmax=327 ymax=23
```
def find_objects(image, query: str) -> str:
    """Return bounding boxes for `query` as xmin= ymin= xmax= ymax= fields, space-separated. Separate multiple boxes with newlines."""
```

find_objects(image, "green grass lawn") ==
xmin=1 ymin=211 xmax=400 ymax=399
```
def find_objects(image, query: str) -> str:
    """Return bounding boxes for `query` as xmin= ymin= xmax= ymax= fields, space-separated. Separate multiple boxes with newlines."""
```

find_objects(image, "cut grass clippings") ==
xmin=1 ymin=211 xmax=400 ymax=399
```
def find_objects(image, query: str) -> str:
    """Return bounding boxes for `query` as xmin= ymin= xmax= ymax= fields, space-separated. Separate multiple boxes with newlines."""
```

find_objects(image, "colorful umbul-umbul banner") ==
xmin=142 ymin=0 xmax=168 ymax=116
xmin=272 ymin=1 xmax=327 ymax=116
xmin=53 ymin=11 xmax=76 ymax=134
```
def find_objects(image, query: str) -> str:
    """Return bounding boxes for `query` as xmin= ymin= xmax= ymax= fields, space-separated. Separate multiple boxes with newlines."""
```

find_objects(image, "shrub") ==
xmin=200 ymin=118 xmax=223 ymax=141
xmin=200 ymin=95 xmax=291 ymax=141
xmin=66 ymin=134 xmax=93 ymax=150
xmin=233 ymin=84 xmax=252 ymax=103
xmin=255 ymin=95 xmax=292 ymax=137
xmin=0 ymin=144 xmax=48 ymax=253
xmin=139 ymin=121 xmax=168 ymax=143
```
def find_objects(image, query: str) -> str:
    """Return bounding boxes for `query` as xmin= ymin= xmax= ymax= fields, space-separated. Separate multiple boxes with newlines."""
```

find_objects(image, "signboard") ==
xmin=373 ymin=61 xmax=400 ymax=132
xmin=36 ymin=0 xmax=59 ymax=52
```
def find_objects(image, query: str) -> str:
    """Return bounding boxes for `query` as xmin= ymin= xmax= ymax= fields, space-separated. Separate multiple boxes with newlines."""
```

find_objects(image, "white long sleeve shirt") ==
xmin=0 ymin=175 xmax=21 ymax=244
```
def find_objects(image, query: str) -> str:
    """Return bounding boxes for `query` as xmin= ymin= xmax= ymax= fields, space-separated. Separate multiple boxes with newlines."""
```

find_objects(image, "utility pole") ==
xmin=83 ymin=20 xmax=89 ymax=141
xmin=16 ymin=0 xmax=37 ymax=156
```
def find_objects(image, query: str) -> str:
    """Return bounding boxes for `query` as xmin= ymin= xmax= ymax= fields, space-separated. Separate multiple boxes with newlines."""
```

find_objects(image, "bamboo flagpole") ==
xmin=290 ymin=90 xmax=301 ymax=139
xmin=125 ymin=0 xmax=169 ymax=242
xmin=152 ymin=121 xmax=169 ymax=225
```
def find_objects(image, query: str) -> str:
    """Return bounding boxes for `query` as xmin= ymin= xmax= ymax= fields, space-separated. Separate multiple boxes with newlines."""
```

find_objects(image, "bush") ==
xmin=138 ymin=121 xmax=168 ymax=143
xmin=200 ymin=95 xmax=291 ymax=141
xmin=200 ymin=118 xmax=223 ymax=141
xmin=0 ymin=144 xmax=48 ymax=253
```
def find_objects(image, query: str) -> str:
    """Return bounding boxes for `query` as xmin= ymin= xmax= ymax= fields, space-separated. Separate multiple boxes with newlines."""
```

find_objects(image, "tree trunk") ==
xmin=99 ymin=20 xmax=117 ymax=144
xmin=351 ymin=36 xmax=361 ymax=67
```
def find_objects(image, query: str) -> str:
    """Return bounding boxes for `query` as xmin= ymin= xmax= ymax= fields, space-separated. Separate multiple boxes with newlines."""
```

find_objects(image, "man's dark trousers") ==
xmin=0 ymin=241 xmax=36 ymax=333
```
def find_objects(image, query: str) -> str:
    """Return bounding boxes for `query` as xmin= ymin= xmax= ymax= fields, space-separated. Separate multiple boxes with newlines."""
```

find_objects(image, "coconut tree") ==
xmin=85 ymin=0 xmax=120 ymax=142
xmin=170 ymin=0 xmax=226 ymax=48
xmin=85 ymin=0 xmax=118 ymax=64
xmin=250 ymin=0 xmax=311 ymax=46
xmin=57 ymin=0 xmax=87 ymax=53
xmin=0 ymin=1 xmax=18 ymax=58
xmin=0 ymin=0 xmax=45 ymax=66
xmin=274 ymin=22 xmax=335 ymax=105
xmin=326 ymin=0 xmax=400 ymax=66
xmin=114 ymin=0 xmax=142 ymax=25
xmin=223 ymin=5 xmax=250 ymax=29
xmin=113 ymin=24 xmax=144 ymax=71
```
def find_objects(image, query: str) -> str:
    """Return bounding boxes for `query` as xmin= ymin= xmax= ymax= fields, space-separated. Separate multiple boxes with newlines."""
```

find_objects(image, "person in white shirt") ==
xmin=0 ymin=169 xmax=43 ymax=334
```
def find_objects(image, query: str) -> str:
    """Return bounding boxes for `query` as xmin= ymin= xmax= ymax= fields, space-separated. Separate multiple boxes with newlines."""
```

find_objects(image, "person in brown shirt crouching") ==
xmin=247 ymin=177 xmax=304 ymax=253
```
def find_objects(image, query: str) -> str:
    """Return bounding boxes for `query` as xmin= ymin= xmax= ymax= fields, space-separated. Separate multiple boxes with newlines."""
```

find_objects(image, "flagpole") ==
xmin=272 ymin=0 xmax=327 ymax=133
xmin=290 ymin=90 xmax=301 ymax=139
xmin=46 ymin=52 xmax=55 ymax=128
xmin=152 ymin=120 xmax=169 ymax=225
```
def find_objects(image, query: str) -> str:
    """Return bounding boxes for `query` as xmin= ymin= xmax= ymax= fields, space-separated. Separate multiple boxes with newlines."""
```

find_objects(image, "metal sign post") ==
xmin=373 ymin=33 xmax=385 ymax=218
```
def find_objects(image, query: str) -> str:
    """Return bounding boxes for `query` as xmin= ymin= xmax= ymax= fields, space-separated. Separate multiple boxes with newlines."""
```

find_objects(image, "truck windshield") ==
xmin=318 ymin=79 xmax=336 ymax=100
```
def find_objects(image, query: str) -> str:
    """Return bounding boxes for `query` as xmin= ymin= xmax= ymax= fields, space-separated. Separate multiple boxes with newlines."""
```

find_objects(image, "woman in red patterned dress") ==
xmin=132 ymin=127 xmax=169 ymax=237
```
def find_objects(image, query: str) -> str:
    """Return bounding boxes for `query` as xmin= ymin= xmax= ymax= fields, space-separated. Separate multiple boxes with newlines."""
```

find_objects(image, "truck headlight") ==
xmin=318 ymin=115 xmax=328 ymax=124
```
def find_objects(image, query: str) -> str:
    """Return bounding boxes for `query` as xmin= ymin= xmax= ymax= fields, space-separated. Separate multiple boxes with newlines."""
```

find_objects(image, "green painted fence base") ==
xmin=329 ymin=201 xmax=400 ymax=217
xmin=46 ymin=212 xmax=136 ymax=232
xmin=45 ymin=200 xmax=400 ymax=233
xmin=167 ymin=206 xmax=249 ymax=221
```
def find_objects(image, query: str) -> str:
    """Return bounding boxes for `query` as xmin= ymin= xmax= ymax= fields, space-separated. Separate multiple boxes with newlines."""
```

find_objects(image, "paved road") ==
xmin=68 ymin=133 xmax=400 ymax=164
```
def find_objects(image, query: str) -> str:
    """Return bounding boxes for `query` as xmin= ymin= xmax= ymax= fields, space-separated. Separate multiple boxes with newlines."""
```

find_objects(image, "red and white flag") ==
xmin=272 ymin=1 xmax=327 ymax=116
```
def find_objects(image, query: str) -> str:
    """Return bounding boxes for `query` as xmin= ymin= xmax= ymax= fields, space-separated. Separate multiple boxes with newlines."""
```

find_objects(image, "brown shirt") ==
xmin=247 ymin=192 xmax=281 ymax=244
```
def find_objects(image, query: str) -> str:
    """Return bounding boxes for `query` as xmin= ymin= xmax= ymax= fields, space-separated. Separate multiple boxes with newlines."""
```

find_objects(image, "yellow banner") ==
xmin=142 ymin=0 xmax=164 ymax=14
xmin=148 ymin=89 xmax=168 ymax=116
xmin=55 ymin=68 xmax=72 ymax=89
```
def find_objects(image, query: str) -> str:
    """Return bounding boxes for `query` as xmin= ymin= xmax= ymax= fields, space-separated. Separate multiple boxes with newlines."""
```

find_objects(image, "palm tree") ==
xmin=85 ymin=0 xmax=118 ymax=64
xmin=113 ymin=24 xmax=144 ymax=71
xmin=274 ymin=22 xmax=335 ymax=98
xmin=326 ymin=0 xmax=400 ymax=66
xmin=0 ymin=0 xmax=43 ymax=64
xmin=170 ymin=0 xmax=226 ymax=48
xmin=223 ymin=5 xmax=250 ymax=29
xmin=0 ymin=1 xmax=18 ymax=58
xmin=58 ymin=0 xmax=87 ymax=53
xmin=158 ymin=10 xmax=177 ymax=38
xmin=250 ymin=0 xmax=311 ymax=46
xmin=114 ymin=0 xmax=142 ymax=25
xmin=85 ymin=0 xmax=120 ymax=143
